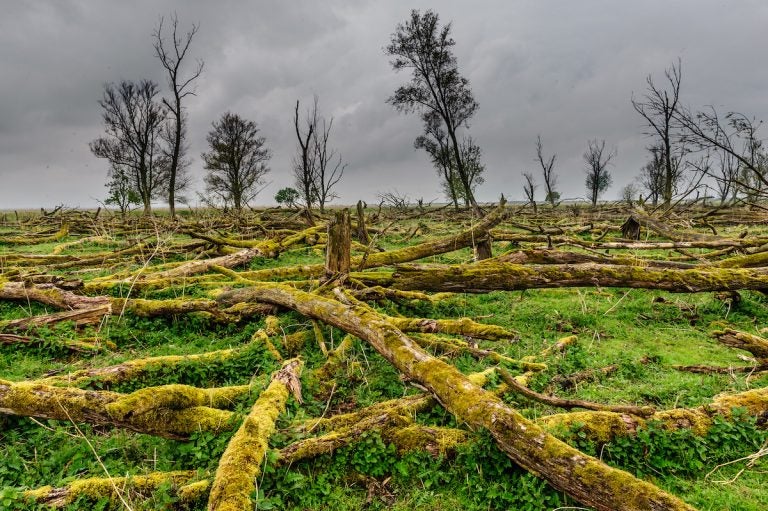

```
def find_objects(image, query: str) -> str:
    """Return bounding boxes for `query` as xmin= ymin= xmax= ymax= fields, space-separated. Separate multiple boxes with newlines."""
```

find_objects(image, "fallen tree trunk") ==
xmin=207 ymin=358 xmax=303 ymax=511
xmin=0 ymin=281 xmax=111 ymax=310
xmin=0 ymin=304 xmax=111 ymax=332
xmin=222 ymin=283 xmax=696 ymax=511
xmin=0 ymin=379 xmax=236 ymax=438
xmin=357 ymin=262 xmax=768 ymax=293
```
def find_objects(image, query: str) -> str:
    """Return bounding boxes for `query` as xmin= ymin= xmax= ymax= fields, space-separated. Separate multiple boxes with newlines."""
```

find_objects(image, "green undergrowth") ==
xmin=1 ymin=211 xmax=768 ymax=509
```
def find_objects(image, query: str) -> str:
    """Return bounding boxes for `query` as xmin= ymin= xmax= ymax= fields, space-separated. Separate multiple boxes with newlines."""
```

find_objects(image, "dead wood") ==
xmin=713 ymin=329 xmax=768 ymax=360
xmin=0 ymin=305 xmax=110 ymax=332
xmin=0 ymin=281 xmax=111 ymax=310
xmin=223 ymin=283 xmax=696 ymax=511
xmin=325 ymin=209 xmax=351 ymax=281
xmin=359 ymin=262 xmax=768 ymax=294
xmin=0 ymin=379 xmax=236 ymax=439
xmin=498 ymin=367 xmax=655 ymax=416
xmin=207 ymin=358 xmax=303 ymax=511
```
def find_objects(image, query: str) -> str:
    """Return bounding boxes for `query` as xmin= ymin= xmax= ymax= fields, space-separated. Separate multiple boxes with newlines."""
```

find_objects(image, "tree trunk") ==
xmin=224 ymin=283 xmax=696 ymax=511
xmin=207 ymin=359 xmax=302 ymax=511
xmin=356 ymin=200 xmax=369 ymax=243
xmin=358 ymin=262 xmax=768 ymax=294
xmin=324 ymin=209 xmax=351 ymax=280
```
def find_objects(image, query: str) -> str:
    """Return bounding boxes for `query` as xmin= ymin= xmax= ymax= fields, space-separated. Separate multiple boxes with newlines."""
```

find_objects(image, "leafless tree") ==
xmin=293 ymin=98 xmax=317 ymax=221
xmin=201 ymin=112 xmax=271 ymax=213
xmin=632 ymin=59 xmax=684 ymax=206
xmin=638 ymin=145 xmax=666 ymax=205
xmin=90 ymin=80 xmax=168 ymax=216
xmin=522 ymin=172 xmax=537 ymax=213
xmin=676 ymin=106 xmax=767 ymax=202
xmin=153 ymin=14 xmax=203 ymax=218
xmin=386 ymin=9 xmax=483 ymax=216
xmin=583 ymin=139 xmax=616 ymax=207
xmin=535 ymin=135 xmax=558 ymax=206
xmin=312 ymin=112 xmax=346 ymax=213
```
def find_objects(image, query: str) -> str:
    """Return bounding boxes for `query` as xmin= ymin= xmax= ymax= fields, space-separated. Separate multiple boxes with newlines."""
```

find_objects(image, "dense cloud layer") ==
xmin=1 ymin=0 xmax=766 ymax=209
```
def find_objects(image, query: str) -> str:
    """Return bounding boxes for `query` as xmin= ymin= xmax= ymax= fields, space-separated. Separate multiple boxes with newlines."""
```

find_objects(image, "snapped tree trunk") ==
xmin=325 ymin=209 xmax=351 ymax=281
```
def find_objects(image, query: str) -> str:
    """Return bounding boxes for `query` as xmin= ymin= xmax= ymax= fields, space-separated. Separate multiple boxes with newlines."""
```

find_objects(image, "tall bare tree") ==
xmin=201 ymin=112 xmax=271 ymax=213
xmin=385 ymin=9 xmax=482 ymax=216
xmin=293 ymin=98 xmax=317 ymax=223
xmin=90 ymin=80 xmax=168 ymax=216
xmin=535 ymin=135 xmax=558 ymax=206
xmin=312 ymin=112 xmax=346 ymax=213
xmin=632 ymin=59 xmax=684 ymax=206
xmin=153 ymin=14 xmax=203 ymax=218
xmin=583 ymin=139 xmax=615 ymax=207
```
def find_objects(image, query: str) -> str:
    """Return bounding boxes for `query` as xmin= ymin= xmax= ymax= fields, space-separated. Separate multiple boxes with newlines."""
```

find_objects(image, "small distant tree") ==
xmin=454 ymin=137 xmax=485 ymax=207
xmin=104 ymin=165 xmax=141 ymax=216
xmin=584 ymin=139 xmax=615 ymax=207
xmin=620 ymin=183 xmax=639 ymax=206
xmin=90 ymin=80 xmax=168 ymax=216
xmin=638 ymin=145 xmax=665 ymax=205
xmin=535 ymin=135 xmax=559 ymax=206
xmin=201 ymin=112 xmax=271 ymax=212
xmin=415 ymin=112 xmax=460 ymax=208
xmin=522 ymin=172 xmax=537 ymax=213
xmin=275 ymin=187 xmax=300 ymax=208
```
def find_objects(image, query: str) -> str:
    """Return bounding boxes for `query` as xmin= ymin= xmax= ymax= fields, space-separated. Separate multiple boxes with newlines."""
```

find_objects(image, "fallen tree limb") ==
xmin=222 ymin=283 xmax=697 ymax=511
xmin=0 ymin=281 xmax=111 ymax=310
xmin=207 ymin=358 xmax=303 ymax=511
xmin=498 ymin=368 xmax=655 ymax=416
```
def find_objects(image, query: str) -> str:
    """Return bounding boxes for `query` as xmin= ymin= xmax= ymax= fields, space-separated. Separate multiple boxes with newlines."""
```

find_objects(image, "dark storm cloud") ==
xmin=1 ymin=0 xmax=767 ymax=208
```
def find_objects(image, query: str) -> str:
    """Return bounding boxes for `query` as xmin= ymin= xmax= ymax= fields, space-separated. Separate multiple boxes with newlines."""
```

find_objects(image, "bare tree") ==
xmin=677 ymin=106 xmax=767 ymax=202
xmin=535 ymin=135 xmax=559 ymax=206
xmin=293 ymin=98 xmax=317 ymax=222
xmin=632 ymin=59 xmax=684 ymax=206
xmin=312 ymin=111 xmax=346 ymax=213
xmin=153 ymin=14 xmax=203 ymax=218
xmin=638 ymin=145 xmax=666 ymax=206
xmin=90 ymin=80 xmax=168 ymax=216
xmin=583 ymin=139 xmax=615 ymax=207
xmin=386 ymin=9 xmax=482 ymax=216
xmin=522 ymin=172 xmax=537 ymax=213
xmin=201 ymin=112 xmax=271 ymax=213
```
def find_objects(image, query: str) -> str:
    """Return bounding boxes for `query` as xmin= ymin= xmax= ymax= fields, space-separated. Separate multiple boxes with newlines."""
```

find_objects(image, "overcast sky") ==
xmin=1 ymin=0 xmax=767 ymax=209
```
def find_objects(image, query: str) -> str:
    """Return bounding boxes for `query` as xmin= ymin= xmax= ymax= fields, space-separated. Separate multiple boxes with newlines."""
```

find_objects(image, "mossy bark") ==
xmin=207 ymin=358 xmax=303 ymax=511
xmin=228 ymin=283 xmax=697 ymax=511
xmin=0 ymin=281 xmax=111 ymax=310
xmin=0 ymin=379 xmax=236 ymax=439
xmin=359 ymin=262 xmax=768 ymax=294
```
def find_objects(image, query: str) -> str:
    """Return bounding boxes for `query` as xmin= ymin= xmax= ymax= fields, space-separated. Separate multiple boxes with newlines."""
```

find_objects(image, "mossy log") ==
xmin=358 ymin=262 xmax=768 ymax=294
xmin=207 ymin=358 xmax=303 ymax=511
xmin=490 ymin=231 xmax=764 ymax=250
xmin=0 ymin=379 xmax=235 ymax=439
xmin=0 ymin=333 xmax=109 ymax=354
xmin=0 ymin=223 xmax=69 ymax=245
xmin=492 ymin=248 xmax=696 ymax=269
xmin=24 ymin=470 xmax=199 ymax=508
xmin=0 ymin=304 xmax=111 ymax=332
xmin=713 ymin=328 xmax=768 ymax=360
xmin=389 ymin=316 xmax=518 ymax=341
xmin=537 ymin=387 xmax=768 ymax=444
xmin=0 ymin=281 xmax=111 ymax=310
xmin=412 ymin=334 xmax=543 ymax=370
xmin=225 ymin=283 xmax=696 ymax=511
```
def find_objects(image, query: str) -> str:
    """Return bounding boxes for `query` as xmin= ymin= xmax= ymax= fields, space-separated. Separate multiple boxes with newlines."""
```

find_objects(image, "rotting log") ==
xmin=389 ymin=316 xmax=518 ymax=341
xmin=0 ymin=281 xmax=111 ymax=310
xmin=24 ymin=470 xmax=200 ymax=508
xmin=207 ymin=358 xmax=303 ymax=511
xmin=356 ymin=262 xmax=768 ymax=294
xmin=0 ymin=333 xmax=109 ymax=354
xmin=0 ymin=379 xmax=235 ymax=439
xmin=537 ymin=386 xmax=768 ymax=444
xmin=222 ymin=283 xmax=697 ymax=511
xmin=0 ymin=305 xmax=111 ymax=332
xmin=713 ymin=329 xmax=768 ymax=360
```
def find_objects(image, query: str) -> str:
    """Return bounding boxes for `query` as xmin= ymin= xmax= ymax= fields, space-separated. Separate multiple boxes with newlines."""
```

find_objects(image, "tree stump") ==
xmin=621 ymin=216 xmax=642 ymax=240
xmin=325 ymin=209 xmax=351 ymax=281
